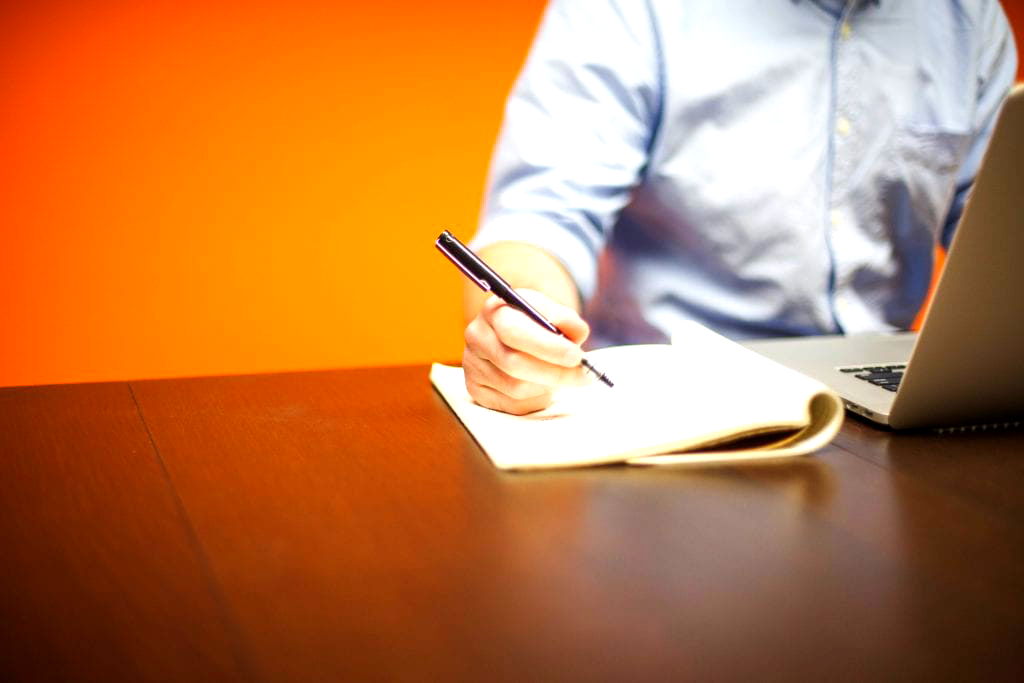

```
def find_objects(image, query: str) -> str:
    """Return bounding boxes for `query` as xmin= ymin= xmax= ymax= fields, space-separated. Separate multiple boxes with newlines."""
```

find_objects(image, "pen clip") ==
xmin=435 ymin=233 xmax=492 ymax=292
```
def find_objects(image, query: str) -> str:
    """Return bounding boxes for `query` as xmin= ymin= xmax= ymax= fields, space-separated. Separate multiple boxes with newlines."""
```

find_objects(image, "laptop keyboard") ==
xmin=838 ymin=364 xmax=907 ymax=392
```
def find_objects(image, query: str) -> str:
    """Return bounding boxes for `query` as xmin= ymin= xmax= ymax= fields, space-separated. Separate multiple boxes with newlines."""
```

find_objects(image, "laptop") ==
xmin=743 ymin=85 xmax=1024 ymax=430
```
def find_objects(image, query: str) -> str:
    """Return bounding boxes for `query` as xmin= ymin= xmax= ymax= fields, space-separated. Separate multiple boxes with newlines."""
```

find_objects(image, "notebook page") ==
xmin=431 ymin=323 xmax=843 ymax=470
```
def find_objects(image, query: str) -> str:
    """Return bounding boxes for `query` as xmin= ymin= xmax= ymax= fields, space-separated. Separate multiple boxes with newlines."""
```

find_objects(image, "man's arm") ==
xmin=473 ymin=0 xmax=661 ymax=304
xmin=462 ymin=241 xmax=581 ymax=322
xmin=461 ymin=0 xmax=661 ymax=413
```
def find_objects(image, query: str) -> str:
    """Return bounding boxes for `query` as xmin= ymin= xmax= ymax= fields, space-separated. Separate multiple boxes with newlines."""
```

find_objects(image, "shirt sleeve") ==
xmin=472 ymin=0 xmax=663 ymax=302
xmin=940 ymin=0 xmax=1018 ymax=249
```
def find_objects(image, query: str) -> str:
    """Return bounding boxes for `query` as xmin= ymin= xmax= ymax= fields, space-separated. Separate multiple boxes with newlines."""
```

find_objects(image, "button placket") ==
xmin=829 ymin=7 xmax=861 ymax=331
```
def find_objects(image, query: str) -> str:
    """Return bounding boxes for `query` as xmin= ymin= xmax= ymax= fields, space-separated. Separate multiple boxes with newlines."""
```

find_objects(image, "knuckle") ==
xmin=499 ymin=348 xmax=531 ymax=378
xmin=503 ymin=378 xmax=541 ymax=401
xmin=464 ymin=325 xmax=481 ymax=352
xmin=464 ymin=317 xmax=484 ymax=345
xmin=480 ymin=296 xmax=505 ymax=324
xmin=501 ymin=394 xmax=550 ymax=416
xmin=462 ymin=355 xmax=482 ymax=385
xmin=487 ymin=305 xmax=514 ymax=336
xmin=464 ymin=318 xmax=497 ymax=359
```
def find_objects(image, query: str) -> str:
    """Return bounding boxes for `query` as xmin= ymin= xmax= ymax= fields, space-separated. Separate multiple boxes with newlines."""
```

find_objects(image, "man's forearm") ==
xmin=462 ymin=241 xmax=582 ymax=324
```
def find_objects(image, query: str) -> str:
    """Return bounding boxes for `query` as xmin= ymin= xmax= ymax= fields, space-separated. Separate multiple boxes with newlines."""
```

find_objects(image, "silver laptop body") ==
xmin=745 ymin=85 xmax=1024 ymax=430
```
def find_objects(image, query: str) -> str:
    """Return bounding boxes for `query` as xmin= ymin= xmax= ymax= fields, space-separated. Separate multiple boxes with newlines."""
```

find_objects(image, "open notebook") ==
xmin=430 ymin=322 xmax=844 ymax=470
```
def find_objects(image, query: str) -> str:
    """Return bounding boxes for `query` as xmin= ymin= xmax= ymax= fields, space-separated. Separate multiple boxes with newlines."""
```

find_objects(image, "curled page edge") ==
xmin=625 ymin=390 xmax=844 ymax=467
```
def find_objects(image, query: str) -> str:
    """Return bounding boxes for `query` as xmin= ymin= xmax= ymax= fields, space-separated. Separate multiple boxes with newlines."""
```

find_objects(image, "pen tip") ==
xmin=581 ymin=358 xmax=614 ymax=387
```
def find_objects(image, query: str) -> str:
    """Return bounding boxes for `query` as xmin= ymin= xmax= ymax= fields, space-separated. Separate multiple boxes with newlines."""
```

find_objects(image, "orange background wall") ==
xmin=2 ymin=1 xmax=1022 ymax=388
xmin=1 ymin=0 xmax=548 ymax=387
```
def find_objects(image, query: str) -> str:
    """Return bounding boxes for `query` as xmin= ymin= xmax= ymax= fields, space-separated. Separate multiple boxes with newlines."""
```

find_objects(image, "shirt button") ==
xmin=841 ymin=22 xmax=852 ymax=40
xmin=836 ymin=117 xmax=852 ymax=136
xmin=829 ymin=209 xmax=841 ymax=227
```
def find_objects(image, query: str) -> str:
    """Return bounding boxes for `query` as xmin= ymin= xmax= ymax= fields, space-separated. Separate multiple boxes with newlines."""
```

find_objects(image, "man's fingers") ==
xmin=462 ymin=351 xmax=554 ymax=415
xmin=462 ymin=289 xmax=593 ymax=414
xmin=469 ymin=383 xmax=554 ymax=416
xmin=520 ymin=292 xmax=590 ymax=345
xmin=488 ymin=306 xmax=582 ymax=367
xmin=465 ymin=313 xmax=589 ymax=388
xmin=481 ymin=291 xmax=589 ymax=367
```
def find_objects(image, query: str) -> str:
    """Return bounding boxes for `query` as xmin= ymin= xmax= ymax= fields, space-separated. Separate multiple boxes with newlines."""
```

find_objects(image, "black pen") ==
xmin=435 ymin=230 xmax=614 ymax=388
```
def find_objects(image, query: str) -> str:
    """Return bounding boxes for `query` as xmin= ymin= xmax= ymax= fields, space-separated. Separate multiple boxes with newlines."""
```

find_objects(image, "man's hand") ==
xmin=463 ymin=289 xmax=590 ymax=415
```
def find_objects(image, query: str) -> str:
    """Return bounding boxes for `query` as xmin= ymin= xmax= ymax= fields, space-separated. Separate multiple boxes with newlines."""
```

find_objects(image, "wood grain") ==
xmin=0 ymin=382 xmax=250 ymax=682
xmin=130 ymin=366 xmax=1024 ymax=681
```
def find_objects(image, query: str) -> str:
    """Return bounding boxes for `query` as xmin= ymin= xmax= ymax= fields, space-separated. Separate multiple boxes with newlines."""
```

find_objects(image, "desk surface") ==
xmin=2 ymin=365 xmax=1023 ymax=681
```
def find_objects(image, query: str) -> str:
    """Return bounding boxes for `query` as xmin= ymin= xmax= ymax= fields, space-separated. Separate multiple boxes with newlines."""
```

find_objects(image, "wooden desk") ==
xmin=2 ymin=366 xmax=1022 ymax=681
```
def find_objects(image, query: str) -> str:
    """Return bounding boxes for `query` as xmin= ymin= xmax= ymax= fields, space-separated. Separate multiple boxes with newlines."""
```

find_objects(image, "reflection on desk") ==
xmin=1 ymin=366 xmax=1022 ymax=681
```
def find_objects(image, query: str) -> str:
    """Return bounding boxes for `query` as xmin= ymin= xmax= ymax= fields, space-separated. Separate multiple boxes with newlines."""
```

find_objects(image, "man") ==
xmin=462 ymin=0 xmax=1017 ymax=414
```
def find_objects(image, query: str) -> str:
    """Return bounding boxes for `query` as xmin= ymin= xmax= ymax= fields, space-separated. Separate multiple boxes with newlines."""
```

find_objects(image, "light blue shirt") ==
xmin=473 ymin=0 xmax=1017 ymax=346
